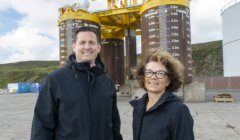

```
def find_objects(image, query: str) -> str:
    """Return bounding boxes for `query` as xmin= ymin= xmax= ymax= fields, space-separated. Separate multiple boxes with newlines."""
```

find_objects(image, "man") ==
xmin=31 ymin=27 xmax=123 ymax=140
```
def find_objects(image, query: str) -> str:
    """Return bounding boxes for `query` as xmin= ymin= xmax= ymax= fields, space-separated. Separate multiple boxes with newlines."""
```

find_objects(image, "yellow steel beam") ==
xmin=107 ymin=0 xmax=112 ymax=9
xmin=101 ymin=25 xmax=124 ymax=39
xmin=93 ymin=5 xmax=141 ymax=17
xmin=132 ymin=0 xmax=137 ymax=5
xmin=101 ymin=21 xmax=125 ymax=27
xmin=100 ymin=14 xmax=138 ymax=26
xmin=140 ymin=0 xmax=190 ymax=14
xmin=59 ymin=7 xmax=100 ymax=24
xmin=136 ymin=30 xmax=141 ymax=35
xmin=90 ymin=0 xmax=143 ymax=37
xmin=124 ymin=0 xmax=128 ymax=5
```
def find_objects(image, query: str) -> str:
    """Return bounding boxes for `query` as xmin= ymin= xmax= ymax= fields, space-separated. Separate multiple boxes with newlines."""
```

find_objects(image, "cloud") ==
xmin=0 ymin=0 xmax=231 ymax=64
xmin=190 ymin=0 xmax=225 ymax=43
xmin=0 ymin=27 xmax=58 ymax=63
xmin=5 ymin=0 xmax=62 ymax=38
xmin=0 ymin=0 xmax=10 ymax=11
xmin=0 ymin=0 xmax=68 ymax=64
xmin=0 ymin=21 xmax=3 ymax=28
xmin=0 ymin=0 xmax=108 ymax=64
xmin=0 ymin=8 xmax=25 ymax=35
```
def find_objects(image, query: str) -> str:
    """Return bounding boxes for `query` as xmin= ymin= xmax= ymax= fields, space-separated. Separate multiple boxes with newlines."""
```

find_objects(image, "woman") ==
xmin=130 ymin=50 xmax=194 ymax=140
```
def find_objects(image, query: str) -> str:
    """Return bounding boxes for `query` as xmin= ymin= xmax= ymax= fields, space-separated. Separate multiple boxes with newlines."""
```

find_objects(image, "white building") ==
xmin=221 ymin=0 xmax=240 ymax=77
xmin=7 ymin=83 xmax=18 ymax=93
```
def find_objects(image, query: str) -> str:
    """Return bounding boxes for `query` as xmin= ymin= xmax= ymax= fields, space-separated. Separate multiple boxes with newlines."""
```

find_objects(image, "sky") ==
xmin=0 ymin=0 xmax=231 ymax=64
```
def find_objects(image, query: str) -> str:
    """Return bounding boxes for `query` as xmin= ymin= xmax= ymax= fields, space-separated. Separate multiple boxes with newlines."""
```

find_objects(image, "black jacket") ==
xmin=130 ymin=91 xmax=194 ymax=140
xmin=31 ymin=54 xmax=123 ymax=140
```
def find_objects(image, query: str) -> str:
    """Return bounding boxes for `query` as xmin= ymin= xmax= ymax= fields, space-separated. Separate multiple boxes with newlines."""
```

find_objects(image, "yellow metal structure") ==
xmin=58 ymin=0 xmax=191 ymax=81
xmin=91 ymin=0 xmax=144 ymax=38
xmin=93 ymin=4 xmax=141 ymax=38
xmin=140 ymin=0 xmax=190 ymax=14
xmin=58 ymin=0 xmax=190 ymax=38
xmin=59 ymin=6 xmax=100 ymax=24
xmin=105 ymin=0 xmax=139 ymax=9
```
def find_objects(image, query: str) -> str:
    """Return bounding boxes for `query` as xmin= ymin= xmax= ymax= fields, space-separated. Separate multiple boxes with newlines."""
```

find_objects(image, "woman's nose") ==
xmin=150 ymin=73 xmax=158 ymax=79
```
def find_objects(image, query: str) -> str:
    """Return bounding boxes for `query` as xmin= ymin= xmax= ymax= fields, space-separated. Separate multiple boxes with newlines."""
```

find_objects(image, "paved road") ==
xmin=0 ymin=93 xmax=240 ymax=140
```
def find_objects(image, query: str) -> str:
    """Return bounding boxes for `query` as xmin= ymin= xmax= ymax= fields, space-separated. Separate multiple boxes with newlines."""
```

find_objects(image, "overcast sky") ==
xmin=0 ymin=0 xmax=230 ymax=64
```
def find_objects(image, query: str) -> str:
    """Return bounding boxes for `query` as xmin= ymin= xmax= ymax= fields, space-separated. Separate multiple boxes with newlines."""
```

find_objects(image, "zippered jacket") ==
xmin=31 ymin=54 xmax=123 ymax=140
xmin=130 ymin=91 xmax=194 ymax=140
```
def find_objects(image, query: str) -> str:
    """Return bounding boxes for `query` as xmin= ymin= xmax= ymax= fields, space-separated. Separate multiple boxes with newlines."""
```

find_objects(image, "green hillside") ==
xmin=137 ymin=40 xmax=223 ymax=77
xmin=192 ymin=40 xmax=223 ymax=77
xmin=0 ymin=61 xmax=59 ymax=88
xmin=0 ymin=40 xmax=223 ymax=88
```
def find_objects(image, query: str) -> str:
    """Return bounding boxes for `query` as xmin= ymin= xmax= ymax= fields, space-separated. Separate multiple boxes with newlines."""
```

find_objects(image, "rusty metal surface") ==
xmin=141 ymin=5 xmax=192 ymax=83
xmin=100 ymin=38 xmax=125 ymax=85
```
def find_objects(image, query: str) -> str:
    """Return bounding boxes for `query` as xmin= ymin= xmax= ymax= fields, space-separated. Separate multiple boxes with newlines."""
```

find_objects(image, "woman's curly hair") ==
xmin=135 ymin=49 xmax=184 ymax=92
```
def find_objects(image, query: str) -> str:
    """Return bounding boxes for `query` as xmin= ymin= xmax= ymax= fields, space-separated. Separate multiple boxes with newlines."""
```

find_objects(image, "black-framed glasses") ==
xmin=144 ymin=70 xmax=168 ymax=79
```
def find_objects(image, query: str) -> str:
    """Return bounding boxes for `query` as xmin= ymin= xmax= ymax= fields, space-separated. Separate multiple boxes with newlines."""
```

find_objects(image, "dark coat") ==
xmin=31 ymin=54 xmax=122 ymax=140
xmin=130 ymin=91 xmax=194 ymax=140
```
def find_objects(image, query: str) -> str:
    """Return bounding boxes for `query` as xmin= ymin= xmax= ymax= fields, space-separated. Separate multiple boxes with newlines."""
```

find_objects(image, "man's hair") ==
xmin=135 ymin=49 xmax=184 ymax=92
xmin=73 ymin=26 xmax=101 ymax=44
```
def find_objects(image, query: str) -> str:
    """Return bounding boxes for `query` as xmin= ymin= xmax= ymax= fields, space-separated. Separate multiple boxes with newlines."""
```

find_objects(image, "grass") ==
xmin=0 ymin=61 xmax=58 ymax=88
xmin=192 ymin=40 xmax=223 ymax=77
xmin=0 ymin=40 xmax=223 ymax=88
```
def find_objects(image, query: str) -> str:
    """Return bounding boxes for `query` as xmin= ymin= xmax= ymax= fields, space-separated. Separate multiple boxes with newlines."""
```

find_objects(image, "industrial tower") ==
xmin=58 ymin=0 xmax=192 ymax=85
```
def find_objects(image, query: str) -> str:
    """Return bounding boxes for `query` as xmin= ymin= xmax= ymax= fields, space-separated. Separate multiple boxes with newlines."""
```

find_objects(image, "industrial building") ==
xmin=58 ymin=0 xmax=192 ymax=85
xmin=221 ymin=0 xmax=240 ymax=77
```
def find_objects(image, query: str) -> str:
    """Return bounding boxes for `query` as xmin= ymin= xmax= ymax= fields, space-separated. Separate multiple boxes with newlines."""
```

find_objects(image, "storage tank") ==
xmin=221 ymin=1 xmax=240 ymax=77
xmin=140 ymin=0 xmax=192 ymax=83
xmin=17 ymin=83 xmax=31 ymax=93
xmin=58 ymin=4 xmax=101 ymax=66
xmin=101 ymin=38 xmax=125 ymax=85
xmin=29 ymin=83 xmax=41 ymax=93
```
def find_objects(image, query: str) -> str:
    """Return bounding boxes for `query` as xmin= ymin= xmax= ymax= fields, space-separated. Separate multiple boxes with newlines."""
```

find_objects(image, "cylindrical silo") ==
xmin=125 ymin=29 xmax=137 ymax=80
xmin=221 ymin=1 xmax=240 ymax=77
xmin=58 ymin=5 xmax=100 ymax=66
xmin=101 ymin=38 xmax=125 ymax=85
xmin=140 ymin=0 xmax=192 ymax=83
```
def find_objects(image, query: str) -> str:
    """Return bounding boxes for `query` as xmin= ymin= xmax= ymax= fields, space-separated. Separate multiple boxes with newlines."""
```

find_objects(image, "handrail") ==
xmin=221 ymin=0 xmax=240 ymax=14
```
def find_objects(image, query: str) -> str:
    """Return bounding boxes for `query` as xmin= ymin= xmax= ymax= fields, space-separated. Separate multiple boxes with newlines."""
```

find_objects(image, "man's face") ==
xmin=72 ymin=31 xmax=100 ymax=64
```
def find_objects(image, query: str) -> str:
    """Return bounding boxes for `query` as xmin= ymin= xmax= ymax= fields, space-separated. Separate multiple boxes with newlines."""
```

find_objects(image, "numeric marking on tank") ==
xmin=170 ymin=19 xmax=179 ymax=22
xmin=172 ymin=46 xmax=179 ymax=49
xmin=172 ymin=53 xmax=180 ymax=56
xmin=171 ymin=32 xmax=179 ymax=36
xmin=171 ymin=26 xmax=179 ymax=29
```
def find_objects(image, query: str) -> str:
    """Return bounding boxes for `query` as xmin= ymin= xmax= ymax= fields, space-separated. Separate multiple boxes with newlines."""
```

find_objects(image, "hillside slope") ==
xmin=192 ymin=40 xmax=223 ymax=77
xmin=0 ymin=40 xmax=223 ymax=88
xmin=0 ymin=61 xmax=58 ymax=88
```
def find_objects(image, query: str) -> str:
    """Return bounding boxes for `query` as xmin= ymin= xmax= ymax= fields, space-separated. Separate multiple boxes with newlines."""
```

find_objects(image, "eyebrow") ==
xmin=145 ymin=69 xmax=167 ymax=72
xmin=77 ymin=40 xmax=97 ymax=43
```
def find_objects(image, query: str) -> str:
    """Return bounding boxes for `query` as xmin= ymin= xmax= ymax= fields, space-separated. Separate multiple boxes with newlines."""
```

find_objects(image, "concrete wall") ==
xmin=194 ymin=77 xmax=240 ymax=90
xmin=184 ymin=81 xmax=206 ymax=102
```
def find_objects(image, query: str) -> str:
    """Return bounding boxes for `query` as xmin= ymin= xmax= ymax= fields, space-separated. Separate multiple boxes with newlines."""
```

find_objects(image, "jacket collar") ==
xmin=66 ymin=54 xmax=105 ymax=74
xmin=130 ymin=94 xmax=148 ymax=115
xmin=130 ymin=90 xmax=180 ymax=114
xmin=66 ymin=54 xmax=105 ymax=84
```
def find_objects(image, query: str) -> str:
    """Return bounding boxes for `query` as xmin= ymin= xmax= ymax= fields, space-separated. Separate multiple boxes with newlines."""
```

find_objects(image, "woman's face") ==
xmin=144 ymin=61 xmax=170 ymax=94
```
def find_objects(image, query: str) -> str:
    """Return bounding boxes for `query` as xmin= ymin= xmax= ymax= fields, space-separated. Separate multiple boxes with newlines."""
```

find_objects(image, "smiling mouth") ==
xmin=148 ymin=82 xmax=159 ymax=85
xmin=83 ymin=52 xmax=92 ymax=55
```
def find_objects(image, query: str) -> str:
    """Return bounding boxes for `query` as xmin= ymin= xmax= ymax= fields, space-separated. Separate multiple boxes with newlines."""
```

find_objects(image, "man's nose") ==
xmin=83 ymin=43 xmax=91 ymax=49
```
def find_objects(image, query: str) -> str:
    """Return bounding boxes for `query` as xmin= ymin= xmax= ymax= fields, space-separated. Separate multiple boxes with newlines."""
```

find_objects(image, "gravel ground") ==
xmin=0 ymin=90 xmax=240 ymax=140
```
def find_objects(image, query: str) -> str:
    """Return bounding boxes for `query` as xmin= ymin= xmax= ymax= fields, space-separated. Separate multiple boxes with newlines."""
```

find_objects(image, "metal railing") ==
xmin=221 ymin=0 xmax=240 ymax=14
